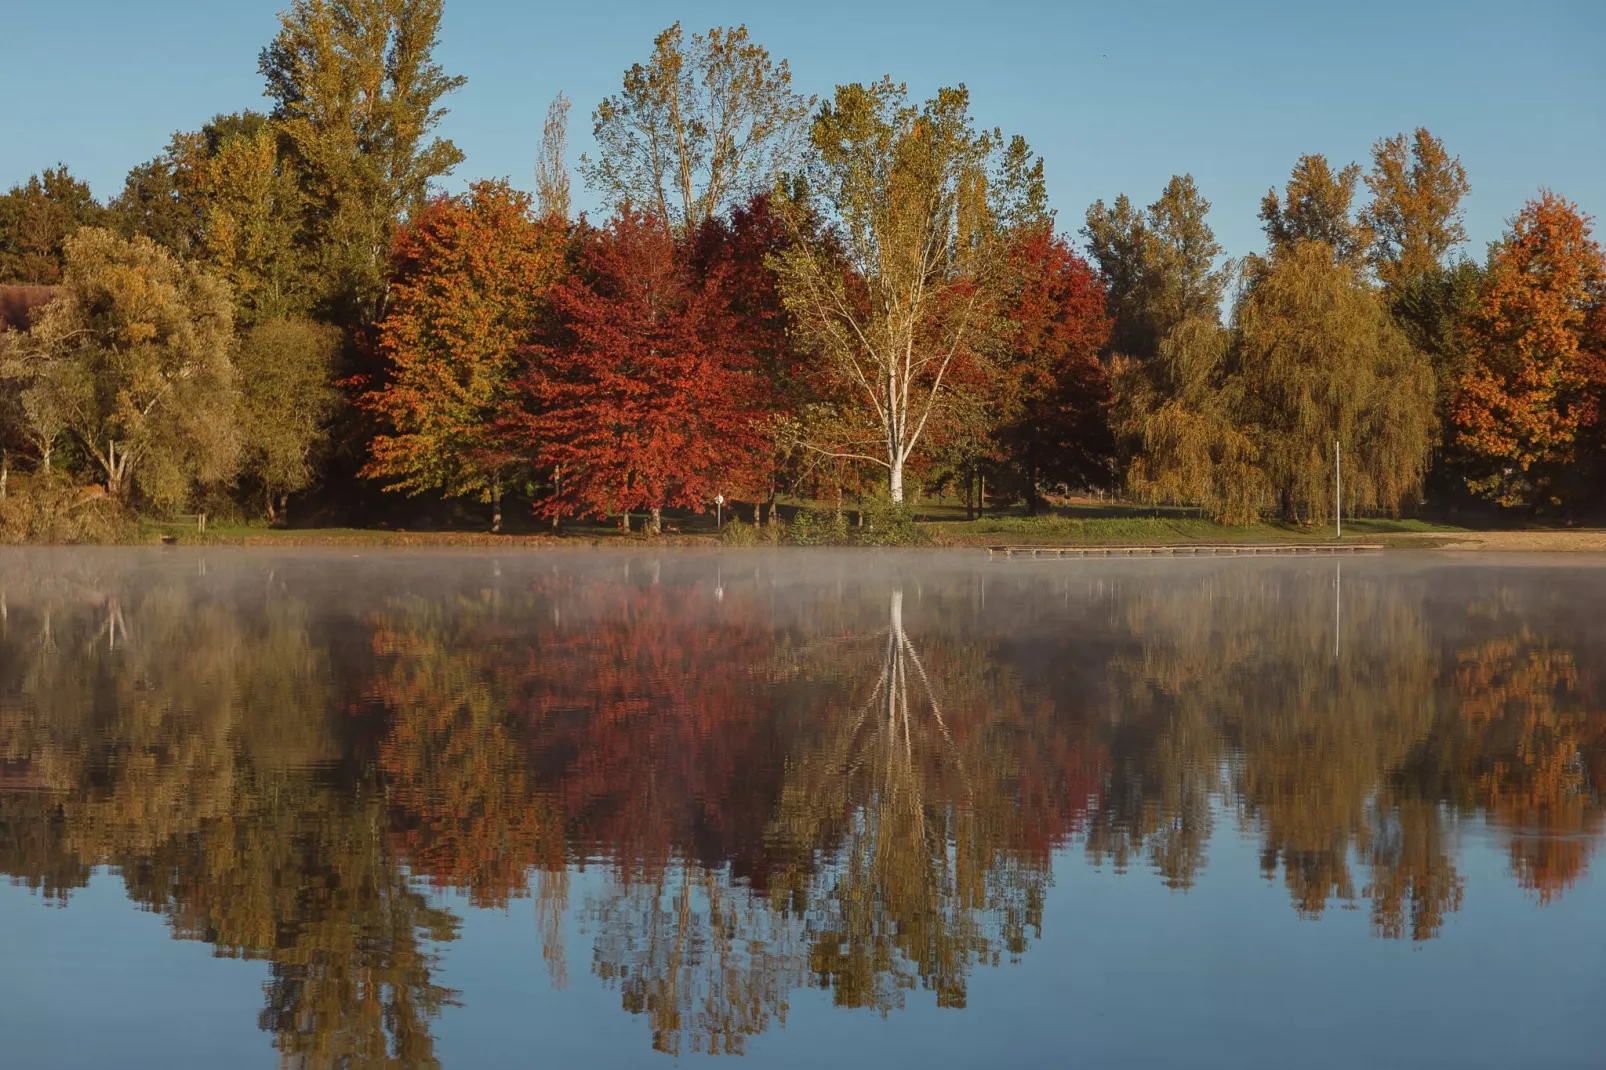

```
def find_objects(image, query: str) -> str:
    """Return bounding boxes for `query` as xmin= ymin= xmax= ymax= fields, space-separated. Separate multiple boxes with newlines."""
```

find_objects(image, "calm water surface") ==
xmin=0 ymin=549 xmax=1602 ymax=1068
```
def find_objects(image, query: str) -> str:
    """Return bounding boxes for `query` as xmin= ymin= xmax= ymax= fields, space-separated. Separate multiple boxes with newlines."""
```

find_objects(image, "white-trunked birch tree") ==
xmin=774 ymin=80 xmax=1044 ymax=503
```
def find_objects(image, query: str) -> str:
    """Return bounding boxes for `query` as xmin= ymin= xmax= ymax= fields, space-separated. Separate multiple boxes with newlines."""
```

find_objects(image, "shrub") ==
xmin=0 ymin=472 xmax=132 ymax=544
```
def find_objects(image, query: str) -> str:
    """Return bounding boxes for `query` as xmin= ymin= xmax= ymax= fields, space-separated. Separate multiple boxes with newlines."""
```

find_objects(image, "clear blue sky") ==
xmin=4 ymin=0 xmax=1602 ymax=266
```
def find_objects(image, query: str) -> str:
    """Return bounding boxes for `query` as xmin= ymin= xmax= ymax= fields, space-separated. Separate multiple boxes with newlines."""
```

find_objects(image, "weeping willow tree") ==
xmin=1116 ymin=242 xmax=1434 ymax=524
xmin=1234 ymin=240 xmax=1435 ymax=523
xmin=1113 ymin=316 xmax=1265 ymax=523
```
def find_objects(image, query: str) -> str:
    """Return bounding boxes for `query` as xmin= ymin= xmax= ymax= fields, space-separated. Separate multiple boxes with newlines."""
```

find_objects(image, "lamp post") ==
xmin=1334 ymin=440 xmax=1342 ymax=540
xmin=714 ymin=494 xmax=724 ymax=530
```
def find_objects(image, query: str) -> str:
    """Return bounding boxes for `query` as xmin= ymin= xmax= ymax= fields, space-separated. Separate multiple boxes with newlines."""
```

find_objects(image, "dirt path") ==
xmin=1406 ymin=529 xmax=1606 ymax=552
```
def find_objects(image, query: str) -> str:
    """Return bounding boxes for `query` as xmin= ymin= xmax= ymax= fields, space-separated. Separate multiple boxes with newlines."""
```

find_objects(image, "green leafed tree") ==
xmin=25 ymin=229 xmax=238 ymax=508
xmin=260 ymin=0 xmax=466 ymax=326
xmin=235 ymin=317 xmax=341 ymax=521
xmin=582 ymin=22 xmax=811 ymax=233
xmin=0 ymin=166 xmax=107 ymax=285
xmin=1083 ymin=174 xmax=1229 ymax=362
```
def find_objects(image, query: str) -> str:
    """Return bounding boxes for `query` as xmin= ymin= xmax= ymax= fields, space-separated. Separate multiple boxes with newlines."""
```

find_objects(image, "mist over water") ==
xmin=0 ymin=549 xmax=1602 ymax=1068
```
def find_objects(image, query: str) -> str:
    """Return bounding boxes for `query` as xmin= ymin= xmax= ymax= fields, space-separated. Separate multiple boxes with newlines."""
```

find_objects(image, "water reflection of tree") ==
xmin=0 ymin=559 xmax=458 ymax=1068
xmin=3 ymin=555 xmax=1605 ymax=1063
xmin=1095 ymin=568 xmax=1459 ymax=935
xmin=766 ymin=589 xmax=1061 ymax=1012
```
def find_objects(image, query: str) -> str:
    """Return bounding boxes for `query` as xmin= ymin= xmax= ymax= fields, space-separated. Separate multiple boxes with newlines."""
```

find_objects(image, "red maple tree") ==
xmin=516 ymin=205 xmax=769 ymax=532
xmin=994 ymin=228 xmax=1114 ymax=510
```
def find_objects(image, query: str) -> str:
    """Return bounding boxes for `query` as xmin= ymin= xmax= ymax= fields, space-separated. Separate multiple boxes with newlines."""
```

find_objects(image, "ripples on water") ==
xmin=0 ymin=549 xmax=1602 ymax=1067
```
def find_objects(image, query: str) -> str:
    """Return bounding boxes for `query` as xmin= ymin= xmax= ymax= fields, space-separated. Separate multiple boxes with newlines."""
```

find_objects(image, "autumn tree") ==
xmin=260 ymin=0 xmax=466 ymax=326
xmin=112 ymin=113 xmax=311 ymax=327
xmin=1362 ymin=129 xmax=1471 ymax=291
xmin=582 ymin=23 xmax=811 ymax=234
xmin=774 ymin=81 xmax=1043 ymax=503
xmin=1453 ymin=192 xmax=1606 ymax=508
xmin=1259 ymin=154 xmax=1372 ymax=270
xmin=692 ymin=193 xmax=806 ymax=521
xmin=1234 ymin=240 xmax=1436 ymax=522
xmin=0 ymin=166 xmax=107 ymax=284
xmin=534 ymin=92 xmax=573 ymax=223
xmin=1086 ymin=176 xmax=1247 ymax=513
xmin=236 ymin=317 xmax=341 ymax=521
xmin=1083 ymin=174 xmax=1228 ymax=363
xmin=517 ymin=205 xmax=768 ymax=533
xmin=364 ymin=181 xmax=563 ymax=532
xmin=1361 ymin=129 xmax=1480 ymax=433
xmin=991 ymin=228 xmax=1114 ymax=510
xmin=1112 ymin=316 xmax=1263 ymax=521
xmin=25 ymin=228 xmax=238 ymax=506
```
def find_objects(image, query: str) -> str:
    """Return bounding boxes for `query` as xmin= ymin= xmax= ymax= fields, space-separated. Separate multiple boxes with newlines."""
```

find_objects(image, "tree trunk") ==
xmin=889 ymin=457 xmax=905 ymax=504
xmin=1281 ymin=487 xmax=1297 ymax=524
xmin=106 ymin=440 xmax=124 ymax=498
xmin=648 ymin=506 xmax=662 ymax=535
xmin=266 ymin=486 xmax=277 ymax=524
xmin=619 ymin=512 xmax=629 ymax=532
xmin=491 ymin=477 xmax=503 ymax=534
xmin=0 ymin=451 xmax=7 ymax=501
xmin=979 ymin=471 xmax=986 ymax=515
xmin=278 ymin=494 xmax=289 ymax=525
xmin=965 ymin=467 xmax=975 ymax=521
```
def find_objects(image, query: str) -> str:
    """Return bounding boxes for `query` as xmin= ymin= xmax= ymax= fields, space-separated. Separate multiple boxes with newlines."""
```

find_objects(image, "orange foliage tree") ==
xmin=362 ymin=180 xmax=565 ymax=531
xmin=1453 ymin=192 xmax=1606 ymax=508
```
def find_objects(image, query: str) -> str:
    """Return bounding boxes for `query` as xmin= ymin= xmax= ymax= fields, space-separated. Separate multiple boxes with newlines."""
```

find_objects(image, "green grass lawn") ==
xmin=922 ymin=508 xmax=1466 ymax=547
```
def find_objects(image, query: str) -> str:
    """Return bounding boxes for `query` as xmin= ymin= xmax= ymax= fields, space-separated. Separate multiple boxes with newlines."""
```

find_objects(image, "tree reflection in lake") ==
xmin=0 ymin=551 xmax=1602 ymax=1064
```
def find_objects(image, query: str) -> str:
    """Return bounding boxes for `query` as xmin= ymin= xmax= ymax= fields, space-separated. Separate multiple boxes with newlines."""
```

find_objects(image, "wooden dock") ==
xmin=987 ymin=543 xmax=1384 ymax=558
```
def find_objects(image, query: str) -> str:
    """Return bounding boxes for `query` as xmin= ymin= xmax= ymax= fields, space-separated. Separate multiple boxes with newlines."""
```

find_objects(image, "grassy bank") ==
xmin=122 ymin=503 xmax=1487 ymax=551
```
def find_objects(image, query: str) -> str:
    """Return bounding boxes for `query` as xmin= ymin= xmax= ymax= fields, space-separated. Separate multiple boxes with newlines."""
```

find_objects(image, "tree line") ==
xmin=2 ymin=0 xmax=1603 ymax=534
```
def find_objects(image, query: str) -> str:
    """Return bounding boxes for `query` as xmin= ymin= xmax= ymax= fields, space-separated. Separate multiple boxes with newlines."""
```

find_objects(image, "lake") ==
xmin=0 ymin=548 xmax=1602 ymax=1068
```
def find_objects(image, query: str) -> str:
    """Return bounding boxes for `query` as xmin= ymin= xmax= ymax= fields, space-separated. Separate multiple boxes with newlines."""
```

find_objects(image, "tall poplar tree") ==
xmin=1083 ymin=174 xmax=1227 ymax=361
xmin=260 ymin=0 xmax=466 ymax=326
xmin=1259 ymin=154 xmax=1372 ymax=270
xmin=534 ymin=93 xmax=573 ymax=223
xmin=774 ymin=81 xmax=1044 ymax=504
xmin=583 ymin=23 xmax=811 ymax=234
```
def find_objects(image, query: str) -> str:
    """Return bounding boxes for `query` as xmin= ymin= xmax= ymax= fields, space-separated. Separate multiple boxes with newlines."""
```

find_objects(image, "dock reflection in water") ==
xmin=0 ymin=550 xmax=1602 ymax=1067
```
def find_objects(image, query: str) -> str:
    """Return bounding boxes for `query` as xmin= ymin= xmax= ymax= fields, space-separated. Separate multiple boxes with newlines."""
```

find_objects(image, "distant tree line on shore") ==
xmin=2 ymin=0 xmax=1603 ymax=536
